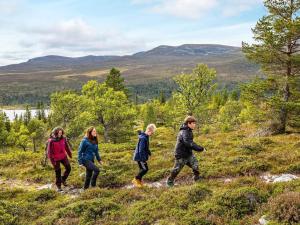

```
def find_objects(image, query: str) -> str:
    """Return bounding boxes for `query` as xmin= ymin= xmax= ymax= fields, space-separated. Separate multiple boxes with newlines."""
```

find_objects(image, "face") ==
xmin=188 ymin=122 xmax=196 ymax=130
xmin=147 ymin=129 xmax=154 ymax=136
xmin=57 ymin=130 xmax=63 ymax=138
xmin=91 ymin=128 xmax=97 ymax=137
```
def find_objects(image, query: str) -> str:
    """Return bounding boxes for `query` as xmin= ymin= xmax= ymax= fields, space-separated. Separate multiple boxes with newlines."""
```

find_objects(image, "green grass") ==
xmin=0 ymin=126 xmax=299 ymax=224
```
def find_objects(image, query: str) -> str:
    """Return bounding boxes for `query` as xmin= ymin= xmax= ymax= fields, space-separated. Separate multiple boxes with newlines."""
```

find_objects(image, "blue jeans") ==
xmin=83 ymin=160 xmax=100 ymax=189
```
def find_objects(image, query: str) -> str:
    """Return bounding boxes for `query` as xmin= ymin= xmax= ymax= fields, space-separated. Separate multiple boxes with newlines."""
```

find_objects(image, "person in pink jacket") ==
xmin=47 ymin=127 xmax=72 ymax=191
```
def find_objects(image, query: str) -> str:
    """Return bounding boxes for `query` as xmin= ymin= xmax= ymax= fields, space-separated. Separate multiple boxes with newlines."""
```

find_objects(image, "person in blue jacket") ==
xmin=78 ymin=126 xmax=102 ymax=189
xmin=132 ymin=124 xmax=156 ymax=187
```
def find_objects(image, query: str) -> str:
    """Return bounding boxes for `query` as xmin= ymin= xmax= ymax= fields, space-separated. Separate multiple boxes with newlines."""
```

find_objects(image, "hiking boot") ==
xmin=166 ymin=180 xmax=174 ymax=187
xmin=132 ymin=178 xmax=143 ymax=188
xmin=194 ymin=175 xmax=204 ymax=182
xmin=62 ymin=180 xmax=68 ymax=187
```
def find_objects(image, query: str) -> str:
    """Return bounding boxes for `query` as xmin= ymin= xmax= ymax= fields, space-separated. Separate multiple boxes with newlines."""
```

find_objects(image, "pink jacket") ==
xmin=47 ymin=137 xmax=72 ymax=164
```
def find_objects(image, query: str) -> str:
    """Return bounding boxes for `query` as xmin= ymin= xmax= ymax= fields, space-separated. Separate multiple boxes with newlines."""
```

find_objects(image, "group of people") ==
xmin=46 ymin=116 xmax=206 ymax=191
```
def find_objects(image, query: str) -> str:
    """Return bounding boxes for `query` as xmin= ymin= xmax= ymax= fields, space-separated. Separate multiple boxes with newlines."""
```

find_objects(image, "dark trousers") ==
xmin=135 ymin=161 xmax=148 ymax=180
xmin=53 ymin=158 xmax=71 ymax=188
xmin=83 ymin=160 xmax=100 ymax=189
xmin=167 ymin=155 xmax=200 ymax=183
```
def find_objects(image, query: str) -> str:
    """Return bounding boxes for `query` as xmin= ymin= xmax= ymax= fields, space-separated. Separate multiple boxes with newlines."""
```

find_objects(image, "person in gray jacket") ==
xmin=167 ymin=116 xmax=206 ymax=187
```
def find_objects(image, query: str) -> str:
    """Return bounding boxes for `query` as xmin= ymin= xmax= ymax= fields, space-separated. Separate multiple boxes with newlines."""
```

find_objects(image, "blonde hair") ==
xmin=146 ymin=124 xmax=157 ymax=132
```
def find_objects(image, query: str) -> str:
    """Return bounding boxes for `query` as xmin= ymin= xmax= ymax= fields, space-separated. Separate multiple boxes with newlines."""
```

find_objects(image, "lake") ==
xmin=1 ymin=109 xmax=50 ymax=121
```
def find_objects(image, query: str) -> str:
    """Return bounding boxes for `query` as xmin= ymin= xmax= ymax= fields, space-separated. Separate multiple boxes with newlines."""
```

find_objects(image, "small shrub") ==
xmin=30 ymin=189 xmax=57 ymax=202
xmin=80 ymin=199 xmax=120 ymax=225
xmin=239 ymin=142 xmax=264 ymax=154
xmin=268 ymin=192 xmax=300 ymax=224
xmin=216 ymin=187 xmax=268 ymax=219
xmin=187 ymin=184 xmax=212 ymax=204
xmin=259 ymin=138 xmax=274 ymax=146
xmin=202 ymin=126 xmax=210 ymax=134
xmin=288 ymin=163 xmax=300 ymax=174
xmin=221 ymin=123 xmax=231 ymax=133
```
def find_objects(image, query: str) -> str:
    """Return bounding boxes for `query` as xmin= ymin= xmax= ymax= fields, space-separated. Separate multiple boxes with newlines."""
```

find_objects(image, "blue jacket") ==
xmin=78 ymin=137 xmax=101 ymax=165
xmin=133 ymin=132 xmax=151 ymax=162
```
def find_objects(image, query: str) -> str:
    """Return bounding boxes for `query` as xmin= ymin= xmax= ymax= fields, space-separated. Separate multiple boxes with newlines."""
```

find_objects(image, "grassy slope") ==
xmin=0 ymin=126 xmax=299 ymax=224
xmin=0 ymin=55 xmax=260 ymax=105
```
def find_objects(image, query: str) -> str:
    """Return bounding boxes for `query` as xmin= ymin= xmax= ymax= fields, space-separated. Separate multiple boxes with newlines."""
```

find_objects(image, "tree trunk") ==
xmin=103 ymin=124 xmax=109 ymax=143
xmin=277 ymin=77 xmax=290 ymax=133
xmin=277 ymin=40 xmax=292 ymax=133
xmin=33 ymin=139 xmax=36 ymax=152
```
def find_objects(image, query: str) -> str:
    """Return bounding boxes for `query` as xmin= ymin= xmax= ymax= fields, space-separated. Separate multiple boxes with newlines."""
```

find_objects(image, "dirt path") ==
xmin=0 ymin=173 xmax=299 ymax=195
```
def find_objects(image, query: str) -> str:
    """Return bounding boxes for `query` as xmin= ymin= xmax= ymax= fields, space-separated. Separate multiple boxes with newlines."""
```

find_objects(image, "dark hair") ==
xmin=85 ymin=126 xmax=98 ymax=144
xmin=184 ymin=116 xmax=197 ymax=125
xmin=52 ymin=127 xmax=64 ymax=138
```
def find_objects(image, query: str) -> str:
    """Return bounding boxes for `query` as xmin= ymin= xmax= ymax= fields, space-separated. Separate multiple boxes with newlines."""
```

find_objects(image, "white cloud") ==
xmin=131 ymin=0 xmax=262 ymax=19
xmin=222 ymin=0 xmax=262 ymax=17
xmin=152 ymin=0 xmax=218 ymax=19
xmin=0 ymin=0 xmax=23 ymax=14
xmin=0 ymin=18 xmax=148 ymax=65
xmin=21 ymin=18 xmax=147 ymax=52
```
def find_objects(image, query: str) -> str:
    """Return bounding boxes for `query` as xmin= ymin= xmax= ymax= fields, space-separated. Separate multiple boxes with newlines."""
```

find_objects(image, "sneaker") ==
xmin=166 ymin=180 xmax=174 ymax=187
xmin=132 ymin=178 xmax=143 ymax=188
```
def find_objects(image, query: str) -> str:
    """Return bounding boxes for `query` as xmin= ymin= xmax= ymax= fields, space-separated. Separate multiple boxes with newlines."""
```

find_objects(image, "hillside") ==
xmin=0 ymin=44 xmax=260 ymax=105
xmin=0 ymin=126 xmax=299 ymax=224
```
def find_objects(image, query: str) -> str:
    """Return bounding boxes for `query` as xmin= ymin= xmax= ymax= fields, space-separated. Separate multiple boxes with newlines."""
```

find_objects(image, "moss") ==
xmin=29 ymin=189 xmax=58 ymax=202
xmin=216 ymin=187 xmax=269 ymax=219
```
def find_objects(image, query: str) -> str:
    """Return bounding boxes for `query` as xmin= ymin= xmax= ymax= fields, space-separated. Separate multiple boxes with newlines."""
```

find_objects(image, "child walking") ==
xmin=132 ymin=124 xmax=156 ymax=187
xmin=166 ymin=116 xmax=206 ymax=187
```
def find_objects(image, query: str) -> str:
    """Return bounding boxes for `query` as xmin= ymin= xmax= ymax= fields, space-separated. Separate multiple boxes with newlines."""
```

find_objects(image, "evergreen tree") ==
xmin=23 ymin=105 xmax=31 ymax=125
xmin=105 ymin=68 xmax=128 ymax=96
xmin=143 ymin=103 xmax=156 ymax=130
xmin=242 ymin=0 xmax=300 ymax=133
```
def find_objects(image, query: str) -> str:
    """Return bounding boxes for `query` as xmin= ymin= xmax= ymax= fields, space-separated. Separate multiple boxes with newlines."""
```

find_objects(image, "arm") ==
xmin=77 ymin=140 xmax=86 ymax=165
xmin=47 ymin=140 xmax=55 ymax=165
xmin=146 ymin=139 xmax=151 ymax=156
xmin=139 ymin=138 xmax=150 ymax=157
xmin=181 ymin=130 xmax=204 ymax=152
xmin=95 ymin=144 xmax=101 ymax=162
xmin=64 ymin=138 xmax=72 ymax=158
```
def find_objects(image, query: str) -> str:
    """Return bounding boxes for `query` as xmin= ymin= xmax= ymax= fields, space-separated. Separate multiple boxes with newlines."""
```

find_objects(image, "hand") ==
xmin=203 ymin=148 xmax=207 ymax=152
xmin=98 ymin=160 xmax=103 ymax=165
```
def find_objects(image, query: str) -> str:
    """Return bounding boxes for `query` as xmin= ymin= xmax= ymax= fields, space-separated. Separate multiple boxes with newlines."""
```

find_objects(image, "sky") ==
xmin=0 ymin=0 xmax=266 ymax=66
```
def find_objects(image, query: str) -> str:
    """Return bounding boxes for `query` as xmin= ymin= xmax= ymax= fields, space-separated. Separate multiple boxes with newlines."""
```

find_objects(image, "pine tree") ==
xmin=23 ymin=105 xmax=31 ymax=125
xmin=105 ymin=68 xmax=128 ymax=95
xmin=242 ymin=0 xmax=300 ymax=133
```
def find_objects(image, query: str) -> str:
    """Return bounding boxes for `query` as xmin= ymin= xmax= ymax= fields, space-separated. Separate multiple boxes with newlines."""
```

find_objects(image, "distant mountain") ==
xmin=0 ymin=44 xmax=243 ymax=72
xmin=133 ymin=44 xmax=240 ymax=57
xmin=0 ymin=44 xmax=260 ymax=105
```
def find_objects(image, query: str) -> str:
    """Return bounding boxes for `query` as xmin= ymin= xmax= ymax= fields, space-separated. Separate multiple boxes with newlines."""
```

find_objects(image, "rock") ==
xmin=146 ymin=182 xmax=163 ymax=188
xmin=273 ymin=174 xmax=298 ymax=183
xmin=258 ymin=215 xmax=269 ymax=225
xmin=261 ymin=173 xmax=299 ymax=183
xmin=36 ymin=183 xmax=53 ymax=190
xmin=224 ymin=178 xmax=233 ymax=183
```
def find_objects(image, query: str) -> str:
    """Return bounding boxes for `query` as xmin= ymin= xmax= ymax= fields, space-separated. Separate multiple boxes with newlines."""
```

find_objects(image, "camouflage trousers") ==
xmin=167 ymin=154 xmax=200 ymax=182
